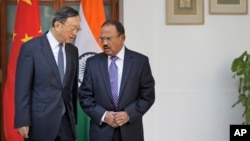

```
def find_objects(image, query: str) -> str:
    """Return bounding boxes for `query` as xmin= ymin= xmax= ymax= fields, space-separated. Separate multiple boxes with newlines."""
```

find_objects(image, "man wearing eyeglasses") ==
xmin=79 ymin=20 xmax=155 ymax=141
xmin=14 ymin=6 xmax=80 ymax=141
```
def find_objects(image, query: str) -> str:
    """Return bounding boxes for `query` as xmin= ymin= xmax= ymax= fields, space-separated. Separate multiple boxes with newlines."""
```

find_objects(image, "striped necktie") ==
xmin=109 ymin=56 xmax=119 ymax=109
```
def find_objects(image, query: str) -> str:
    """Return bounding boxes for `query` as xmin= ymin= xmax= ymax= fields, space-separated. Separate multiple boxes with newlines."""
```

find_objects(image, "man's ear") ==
xmin=54 ymin=21 xmax=62 ymax=30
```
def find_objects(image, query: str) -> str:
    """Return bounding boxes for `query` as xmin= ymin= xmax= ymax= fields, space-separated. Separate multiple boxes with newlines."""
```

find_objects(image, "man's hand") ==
xmin=104 ymin=111 xmax=118 ymax=128
xmin=114 ymin=111 xmax=129 ymax=127
xmin=18 ymin=126 xmax=29 ymax=138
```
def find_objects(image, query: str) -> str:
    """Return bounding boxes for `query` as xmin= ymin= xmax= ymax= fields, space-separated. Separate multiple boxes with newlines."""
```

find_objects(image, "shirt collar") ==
xmin=47 ymin=30 xmax=62 ymax=49
xmin=109 ymin=45 xmax=125 ymax=60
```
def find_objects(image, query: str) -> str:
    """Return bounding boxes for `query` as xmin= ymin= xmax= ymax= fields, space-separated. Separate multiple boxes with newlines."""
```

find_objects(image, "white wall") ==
xmin=121 ymin=0 xmax=250 ymax=141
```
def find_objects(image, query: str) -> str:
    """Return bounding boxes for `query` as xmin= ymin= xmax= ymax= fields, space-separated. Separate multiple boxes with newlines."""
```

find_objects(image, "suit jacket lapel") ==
xmin=63 ymin=44 xmax=72 ymax=86
xmin=41 ymin=34 xmax=62 ymax=85
xmin=99 ymin=54 xmax=115 ymax=101
xmin=119 ymin=48 xmax=133 ymax=101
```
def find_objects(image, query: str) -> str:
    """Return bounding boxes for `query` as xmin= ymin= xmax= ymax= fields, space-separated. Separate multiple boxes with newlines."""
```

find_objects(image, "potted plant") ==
xmin=231 ymin=51 xmax=250 ymax=124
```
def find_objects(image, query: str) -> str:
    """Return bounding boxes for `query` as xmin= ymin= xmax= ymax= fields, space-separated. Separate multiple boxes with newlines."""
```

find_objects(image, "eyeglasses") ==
xmin=99 ymin=35 xmax=120 ymax=43
xmin=61 ymin=22 xmax=81 ymax=33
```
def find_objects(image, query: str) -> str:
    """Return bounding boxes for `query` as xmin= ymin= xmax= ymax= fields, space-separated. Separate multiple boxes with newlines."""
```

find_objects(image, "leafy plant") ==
xmin=231 ymin=51 xmax=250 ymax=124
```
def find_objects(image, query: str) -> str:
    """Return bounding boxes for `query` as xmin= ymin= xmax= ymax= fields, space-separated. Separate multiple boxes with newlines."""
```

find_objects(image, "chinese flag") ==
xmin=3 ymin=0 xmax=41 ymax=140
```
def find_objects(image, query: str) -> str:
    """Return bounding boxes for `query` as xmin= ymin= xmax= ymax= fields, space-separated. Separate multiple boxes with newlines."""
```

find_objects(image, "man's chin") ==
xmin=104 ymin=49 xmax=112 ymax=55
xmin=66 ymin=38 xmax=75 ymax=43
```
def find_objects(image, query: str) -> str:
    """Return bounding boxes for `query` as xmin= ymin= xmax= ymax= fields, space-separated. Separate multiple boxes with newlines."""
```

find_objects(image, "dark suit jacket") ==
xmin=14 ymin=33 xmax=79 ymax=141
xmin=79 ymin=47 xmax=155 ymax=141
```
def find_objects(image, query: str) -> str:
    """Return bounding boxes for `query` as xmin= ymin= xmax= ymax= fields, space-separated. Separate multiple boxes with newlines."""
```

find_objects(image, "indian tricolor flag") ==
xmin=75 ymin=0 xmax=106 ymax=140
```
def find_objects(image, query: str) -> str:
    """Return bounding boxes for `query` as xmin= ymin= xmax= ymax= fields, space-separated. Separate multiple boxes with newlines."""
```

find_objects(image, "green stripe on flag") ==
xmin=76 ymin=101 xmax=89 ymax=141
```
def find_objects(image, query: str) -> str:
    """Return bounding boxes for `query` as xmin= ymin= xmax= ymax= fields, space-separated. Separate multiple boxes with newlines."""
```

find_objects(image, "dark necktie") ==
xmin=109 ymin=56 xmax=119 ymax=109
xmin=58 ymin=44 xmax=65 ymax=115
xmin=58 ymin=44 xmax=64 ymax=83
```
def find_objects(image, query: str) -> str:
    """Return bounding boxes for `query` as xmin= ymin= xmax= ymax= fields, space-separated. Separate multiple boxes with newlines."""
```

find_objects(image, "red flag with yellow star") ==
xmin=3 ymin=0 xmax=41 ymax=140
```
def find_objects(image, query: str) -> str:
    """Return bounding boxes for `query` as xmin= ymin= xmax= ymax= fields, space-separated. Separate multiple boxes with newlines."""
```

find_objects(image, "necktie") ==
xmin=58 ymin=44 xmax=64 ymax=83
xmin=109 ymin=56 xmax=119 ymax=109
xmin=58 ymin=44 xmax=65 ymax=115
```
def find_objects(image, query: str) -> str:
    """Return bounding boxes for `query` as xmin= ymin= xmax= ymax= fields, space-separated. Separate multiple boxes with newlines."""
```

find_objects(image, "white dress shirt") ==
xmin=46 ymin=30 xmax=66 ymax=73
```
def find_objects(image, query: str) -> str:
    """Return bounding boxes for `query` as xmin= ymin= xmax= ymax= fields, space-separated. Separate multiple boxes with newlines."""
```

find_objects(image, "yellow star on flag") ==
xmin=21 ymin=33 xmax=33 ymax=43
xmin=12 ymin=33 xmax=17 ymax=41
xmin=38 ymin=26 xmax=42 ymax=33
xmin=23 ymin=0 xmax=32 ymax=5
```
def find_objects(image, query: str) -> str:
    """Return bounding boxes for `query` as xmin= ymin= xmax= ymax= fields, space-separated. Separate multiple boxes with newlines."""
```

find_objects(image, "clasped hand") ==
xmin=104 ymin=111 xmax=129 ymax=128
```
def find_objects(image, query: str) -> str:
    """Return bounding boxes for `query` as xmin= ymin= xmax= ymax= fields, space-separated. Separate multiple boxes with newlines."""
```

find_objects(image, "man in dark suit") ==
xmin=79 ymin=20 xmax=155 ymax=141
xmin=14 ymin=6 xmax=80 ymax=141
